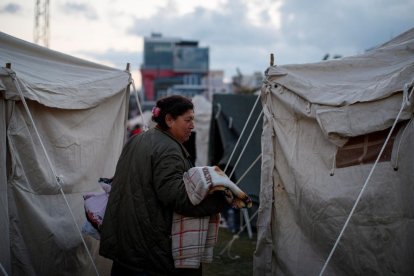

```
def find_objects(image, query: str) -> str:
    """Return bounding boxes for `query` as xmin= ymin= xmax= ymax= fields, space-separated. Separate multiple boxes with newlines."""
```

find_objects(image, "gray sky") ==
xmin=0 ymin=0 xmax=413 ymax=86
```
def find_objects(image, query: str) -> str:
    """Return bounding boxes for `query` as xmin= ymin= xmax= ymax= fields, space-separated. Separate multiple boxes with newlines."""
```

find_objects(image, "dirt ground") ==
xmin=94 ymin=227 xmax=257 ymax=276
xmin=204 ymin=227 xmax=257 ymax=276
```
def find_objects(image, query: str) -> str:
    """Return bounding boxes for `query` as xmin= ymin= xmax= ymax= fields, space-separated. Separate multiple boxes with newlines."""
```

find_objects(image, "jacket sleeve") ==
xmin=152 ymin=150 xmax=225 ymax=217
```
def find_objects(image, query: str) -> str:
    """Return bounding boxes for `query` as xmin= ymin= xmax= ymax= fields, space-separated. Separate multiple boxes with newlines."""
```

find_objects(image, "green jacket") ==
xmin=99 ymin=128 xmax=225 ymax=275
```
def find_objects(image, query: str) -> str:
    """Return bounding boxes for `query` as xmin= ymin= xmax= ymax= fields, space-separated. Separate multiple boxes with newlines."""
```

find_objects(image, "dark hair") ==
xmin=152 ymin=95 xmax=194 ymax=130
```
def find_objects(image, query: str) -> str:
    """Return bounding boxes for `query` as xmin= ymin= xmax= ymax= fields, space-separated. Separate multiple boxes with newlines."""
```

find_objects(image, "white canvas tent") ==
xmin=0 ymin=32 xmax=130 ymax=275
xmin=192 ymin=94 xmax=212 ymax=166
xmin=254 ymin=28 xmax=414 ymax=275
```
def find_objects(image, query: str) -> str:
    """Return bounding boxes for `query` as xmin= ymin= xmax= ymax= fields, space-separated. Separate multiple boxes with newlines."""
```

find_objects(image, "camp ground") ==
xmin=1 ymin=26 xmax=414 ymax=276
xmin=0 ymin=32 xmax=130 ymax=275
xmin=254 ymin=28 xmax=414 ymax=275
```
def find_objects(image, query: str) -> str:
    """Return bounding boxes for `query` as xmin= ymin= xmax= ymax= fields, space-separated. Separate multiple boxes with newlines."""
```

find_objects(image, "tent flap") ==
xmin=265 ymin=28 xmax=414 ymax=107
xmin=0 ymin=31 xmax=131 ymax=109
xmin=315 ymin=93 xmax=414 ymax=144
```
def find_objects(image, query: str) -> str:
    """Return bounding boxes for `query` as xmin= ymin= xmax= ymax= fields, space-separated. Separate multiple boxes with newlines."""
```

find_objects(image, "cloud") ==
xmin=277 ymin=0 xmax=414 ymax=61
xmin=68 ymin=0 xmax=414 ymax=80
xmin=59 ymin=1 xmax=98 ymax=20
xmin=0 ymin=3 xmax=22 ymax=14
xmin=127 ymin=1 xmax=277 ymax=46
xmin=0 ymin=0 xmax=412 ymax=87
xmin=77 ymin=48 xmax=142 ymax=71
xmin=126 ymin=0 xmax=279 ymax=77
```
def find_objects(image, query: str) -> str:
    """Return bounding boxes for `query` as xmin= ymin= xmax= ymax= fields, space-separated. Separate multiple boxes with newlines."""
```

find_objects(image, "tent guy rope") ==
xmin=126 ymin=62 xmax=148 ymax=132
xmin=6 ymin=68 xmax=100 ymax=276
xmin=131 ymin=78 xmax=149 ymax=131
xmin=319 ymin=80 xmax=414 ymax=276
xmin=0 ymin=262 xmax=8 ymax=276
xmin=236 ymin=153 xmax=262 ymax=185
xmin=217 ymin=153 xmax=261 ymax=251
xmin=229 ymin=109 xmax=264 ymax=180
xmin=218 ymin=208 xmax=259 ymax=259
xmin=223 ymin=93 xmax=261 ymax=174
xmin=218 ymin=93 xmax=264 ymax=257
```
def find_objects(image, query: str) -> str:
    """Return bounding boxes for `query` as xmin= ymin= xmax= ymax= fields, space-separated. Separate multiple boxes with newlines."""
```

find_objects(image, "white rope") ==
xmin=217 ymin=153 xmax=261 ymax=258
xmin=0 ymin=263 xmax=8 ymax=276
xmin=7 ymin=70 xmax=100 ymax=276
xmin=319 ymin=82 xmax=414 ymax=276
xmin=223 ymin=94 xmax=261 ymax=174
xmin=217 ymin=95 xmax=263 ymax=259
xmin=229 ymin=109 xmax=264 ymax=180
xmin=235 ymin=154 xmax=262 ymax=186
xmin=130 ymin=78 xmax=149 ymax=131
xmin=218 ymin=234 xmax=240 ymax=260
xmin=218 ymin=208 xmax=259 ymax=258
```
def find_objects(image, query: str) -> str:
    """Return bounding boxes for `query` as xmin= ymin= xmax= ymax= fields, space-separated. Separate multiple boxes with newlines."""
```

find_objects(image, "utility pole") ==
xmin=34 ymin=0 xmax=50 ymax=47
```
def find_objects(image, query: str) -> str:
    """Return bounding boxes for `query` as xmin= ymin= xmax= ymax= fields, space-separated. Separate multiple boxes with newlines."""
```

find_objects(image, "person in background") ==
xmin=99 ymin=95 xmax=227 ymax=276
xmin=129 ymin=123 xmax=142 ymax=138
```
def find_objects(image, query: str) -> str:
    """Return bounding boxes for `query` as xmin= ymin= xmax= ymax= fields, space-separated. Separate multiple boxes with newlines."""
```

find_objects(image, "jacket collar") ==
xmin=154 ymin=126 xmax=191 ymax=159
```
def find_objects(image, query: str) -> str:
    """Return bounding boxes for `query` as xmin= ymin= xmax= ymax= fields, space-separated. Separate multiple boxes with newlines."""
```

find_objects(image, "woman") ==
xmin=100 ymin=95 xmax=227 ymax=276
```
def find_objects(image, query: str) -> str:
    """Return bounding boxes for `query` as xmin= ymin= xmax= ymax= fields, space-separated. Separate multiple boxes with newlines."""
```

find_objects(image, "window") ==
xmin=336 ymin=122 xmax=405 ymax=168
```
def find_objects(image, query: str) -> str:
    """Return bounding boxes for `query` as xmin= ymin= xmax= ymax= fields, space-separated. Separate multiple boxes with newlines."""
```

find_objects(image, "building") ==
xmin=204 ymin=70 xmax=231 ymax=101
xmin=232 ymin=70 xmax=263 ymax=94
xmin=140 ymin=33 xmax=210 ymax=105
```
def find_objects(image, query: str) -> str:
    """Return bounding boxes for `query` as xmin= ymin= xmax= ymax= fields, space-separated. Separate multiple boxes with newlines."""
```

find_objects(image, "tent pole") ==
xmin=270 ymin=53 xmax=274 ymax=66
xmin=0 ymin=81 xmax=11 ymax=275
xmin=125 ymin=61 xmax=149 ymax=131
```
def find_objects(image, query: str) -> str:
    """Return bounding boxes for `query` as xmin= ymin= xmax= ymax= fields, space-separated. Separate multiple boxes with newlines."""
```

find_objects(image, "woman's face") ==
xmin=166 ymin=109 xmax=195 ymax=143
